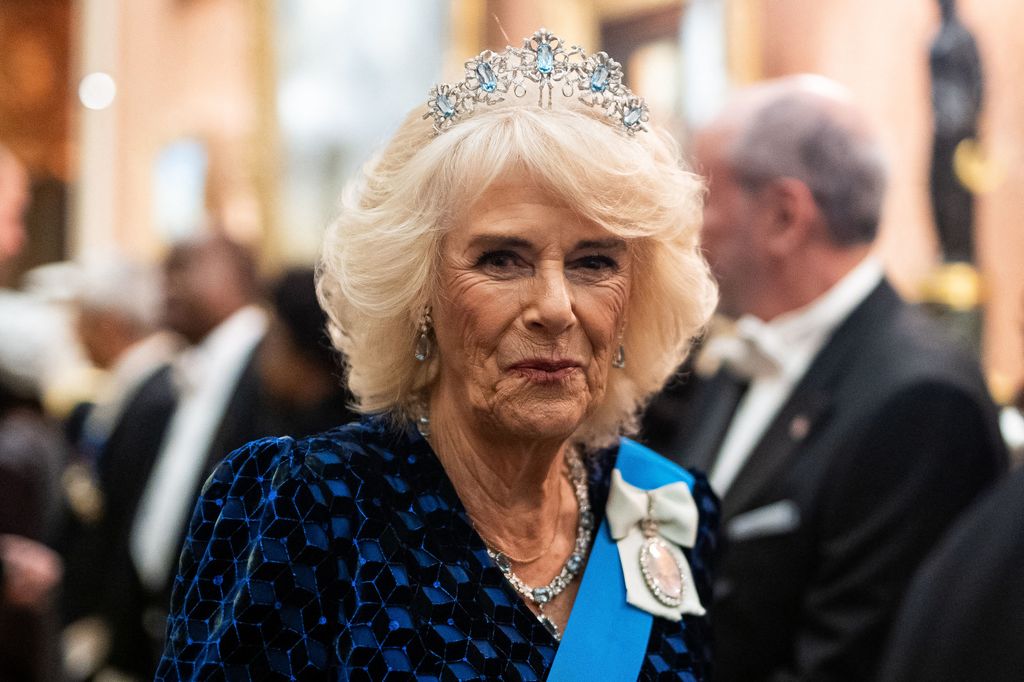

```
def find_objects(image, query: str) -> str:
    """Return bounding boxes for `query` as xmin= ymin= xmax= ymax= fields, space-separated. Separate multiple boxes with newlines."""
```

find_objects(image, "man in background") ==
xmin=68 ymin=258 xmax=180 ymax=464
xmin=645 ymin=76 xmax=1006 ymax=681
xmin=57 ymin=258 xmax=180 ymax=676
xmin=99 ymin=235 xmax=267 ymax=678
xmin=878 ymin=463 xmax=1024 ymax=682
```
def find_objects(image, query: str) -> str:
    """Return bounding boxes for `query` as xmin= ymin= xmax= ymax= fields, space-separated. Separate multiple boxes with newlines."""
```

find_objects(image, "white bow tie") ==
xmin=697 ymin=317 xmax=785 ymax=380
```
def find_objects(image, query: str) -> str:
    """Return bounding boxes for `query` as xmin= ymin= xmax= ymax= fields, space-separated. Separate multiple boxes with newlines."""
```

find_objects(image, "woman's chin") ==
xmin=491 ymin=399 xmax=589 ymax=443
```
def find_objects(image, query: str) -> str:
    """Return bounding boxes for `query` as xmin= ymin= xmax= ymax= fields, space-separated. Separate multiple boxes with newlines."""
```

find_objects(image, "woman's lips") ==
xmin=509 ymin=360 xmax=582 ymax=382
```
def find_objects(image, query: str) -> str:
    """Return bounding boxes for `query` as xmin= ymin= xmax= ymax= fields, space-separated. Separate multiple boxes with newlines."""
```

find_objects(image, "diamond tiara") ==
xmin=423 ymin=28 xmax=650 ymax=136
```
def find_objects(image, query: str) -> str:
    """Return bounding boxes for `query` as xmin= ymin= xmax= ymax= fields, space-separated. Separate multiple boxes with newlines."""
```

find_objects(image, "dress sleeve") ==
xmin=682 ymin=470 xmax=720 ymax=676
xmin=685 ymin=471 xmax=720 ymax=610
xmin=156 ymin=437 xmax=338 ymax=680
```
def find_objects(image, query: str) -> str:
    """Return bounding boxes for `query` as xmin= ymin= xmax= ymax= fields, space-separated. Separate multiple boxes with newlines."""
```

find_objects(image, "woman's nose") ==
xmin=523 ymin=267 xmax=576 ymax=335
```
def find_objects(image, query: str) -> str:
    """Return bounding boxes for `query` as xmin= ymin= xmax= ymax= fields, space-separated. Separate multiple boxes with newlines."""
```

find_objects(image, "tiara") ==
xmin=424 ymin=28 xmax=649 ymax=136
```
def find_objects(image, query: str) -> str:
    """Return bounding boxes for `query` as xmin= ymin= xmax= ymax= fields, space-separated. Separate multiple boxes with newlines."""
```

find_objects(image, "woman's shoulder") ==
xmin=211 ymin=415 xmax=415 ymax=499
xmin=612 ymin=438 xmax=717 ymax=498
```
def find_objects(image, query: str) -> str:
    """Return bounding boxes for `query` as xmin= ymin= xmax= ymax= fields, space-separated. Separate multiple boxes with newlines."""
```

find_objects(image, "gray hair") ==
xmin=730 ymin=83 xmax=888 ymax=245
xmin=75 ymin=257 xmax=162 ymax=332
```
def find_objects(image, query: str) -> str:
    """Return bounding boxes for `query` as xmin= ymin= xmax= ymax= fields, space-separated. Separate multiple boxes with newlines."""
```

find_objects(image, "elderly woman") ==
xmin=158 ymin=29 xmax=717 ymax=680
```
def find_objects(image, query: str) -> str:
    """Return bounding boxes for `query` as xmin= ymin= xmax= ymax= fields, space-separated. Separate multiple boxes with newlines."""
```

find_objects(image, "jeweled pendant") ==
xmin=416 ymin=414 xmax=431 ymax=437
xmin=414 ymin=331 xmax=431 ymax=362
xmin=638 ymin=536 xmax=684 ymax=607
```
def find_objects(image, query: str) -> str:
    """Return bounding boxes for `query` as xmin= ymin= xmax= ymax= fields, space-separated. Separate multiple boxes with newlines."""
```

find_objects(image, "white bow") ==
xmin=696 ymin=315 xmax=785 ymax=380
xmin=606 ymin=470 xmax=706 ymax=621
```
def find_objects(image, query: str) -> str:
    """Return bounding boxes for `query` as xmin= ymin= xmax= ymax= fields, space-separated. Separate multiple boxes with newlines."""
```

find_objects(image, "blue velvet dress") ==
xmin=156 ymin=417 xmax=718 ymax=680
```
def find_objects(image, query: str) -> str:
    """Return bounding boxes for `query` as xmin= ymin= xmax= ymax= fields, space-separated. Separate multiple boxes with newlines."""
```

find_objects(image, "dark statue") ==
xmin=929 ymin=0 xmax=984 ymax=264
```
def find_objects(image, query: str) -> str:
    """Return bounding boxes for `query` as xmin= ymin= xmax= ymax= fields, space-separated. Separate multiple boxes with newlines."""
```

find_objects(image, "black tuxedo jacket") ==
xmin=878 ymin=464 xmax=1024 ymax=682
xmin=651 ymin=280 xmax=1007 ymax=681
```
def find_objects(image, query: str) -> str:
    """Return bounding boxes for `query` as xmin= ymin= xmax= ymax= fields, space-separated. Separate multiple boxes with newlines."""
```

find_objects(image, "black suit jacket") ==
xmin=93 ymin=365 xmax=177 ymax=676
xmin=648 ymin=280 xmax=1007 ymax=681
xmin=877 ymin=464 xmax=1024 ymax=682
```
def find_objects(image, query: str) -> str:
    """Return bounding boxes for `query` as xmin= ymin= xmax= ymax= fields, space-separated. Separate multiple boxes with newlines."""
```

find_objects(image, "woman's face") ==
xmin=432 ymin=170 xmax=632 ymax=442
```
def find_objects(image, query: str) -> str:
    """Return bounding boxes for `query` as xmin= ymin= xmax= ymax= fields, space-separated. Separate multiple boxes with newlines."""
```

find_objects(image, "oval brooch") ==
xmin=638 ymin=519 xmax=685 ymax=607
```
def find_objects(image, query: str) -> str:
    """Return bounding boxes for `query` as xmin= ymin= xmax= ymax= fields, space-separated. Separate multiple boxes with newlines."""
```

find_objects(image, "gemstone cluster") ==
xmin=424 ymin=28 xmax=650 ymax=136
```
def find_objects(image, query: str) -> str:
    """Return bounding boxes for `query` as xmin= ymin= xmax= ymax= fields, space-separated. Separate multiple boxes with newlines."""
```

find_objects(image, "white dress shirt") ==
xmin=708 ymin=257 xmax=885 ymax=496
xmin=130 ymin=305 xmax=267 ymax=591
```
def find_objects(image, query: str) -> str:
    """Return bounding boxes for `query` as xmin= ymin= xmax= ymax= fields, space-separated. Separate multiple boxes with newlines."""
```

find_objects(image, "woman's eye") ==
xmin=475 ymin=250 xmax=526 ymax=272
xmin=574 ymin=255 xmax=618 ymax=271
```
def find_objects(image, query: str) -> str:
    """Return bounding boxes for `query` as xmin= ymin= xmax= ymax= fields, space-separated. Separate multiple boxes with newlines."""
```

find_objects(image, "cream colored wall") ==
xmin=481 ymin=0 xmax=598 ymax=54
xmin=754 ymin=0 xmax=1024 ymax=397
xmin=75 ymin=0 xmax=264 ymax=261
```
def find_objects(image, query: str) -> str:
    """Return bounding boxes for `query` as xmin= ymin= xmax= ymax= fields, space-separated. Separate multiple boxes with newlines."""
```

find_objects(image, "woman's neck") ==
xmin=427 ymin=397 xmax=572 ymax=560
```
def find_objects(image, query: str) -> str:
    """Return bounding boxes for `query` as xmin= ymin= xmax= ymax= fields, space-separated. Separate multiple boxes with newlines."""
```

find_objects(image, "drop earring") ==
xmin=417 ymin=411 xmax=431 ymax=437
xmin=414 ymin=305 xmax=433 ymax=362
xmin=612 ymin=344 xmax=626 ymax=369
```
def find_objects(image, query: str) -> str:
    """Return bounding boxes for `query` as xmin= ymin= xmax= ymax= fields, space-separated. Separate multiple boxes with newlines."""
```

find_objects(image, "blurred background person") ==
xmin=877 ymin=462 xmax=1024 ymax=682
xmin=643 ymin=75 xmax=1007 ymax=681
xmin=256 ymin=266 xmax=357 ymax=437
xmin=56 ymin=257 xmax=180 ymax=679
xmin=0 ymin=144 xmax=65 ymax=682
xmin=0 ymin=146 xmax=28 ymax=268
xmin=66 ymin=258 xmax=178 ymax=464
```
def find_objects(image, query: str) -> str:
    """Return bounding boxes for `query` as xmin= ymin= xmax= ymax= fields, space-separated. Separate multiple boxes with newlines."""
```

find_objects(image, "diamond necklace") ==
xmin=484 ymin=448 xmax=593 ymax=640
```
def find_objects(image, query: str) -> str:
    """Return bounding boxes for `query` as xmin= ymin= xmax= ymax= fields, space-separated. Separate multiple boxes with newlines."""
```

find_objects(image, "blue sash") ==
xmin=546 ymin=438 xmax=695 ymax=681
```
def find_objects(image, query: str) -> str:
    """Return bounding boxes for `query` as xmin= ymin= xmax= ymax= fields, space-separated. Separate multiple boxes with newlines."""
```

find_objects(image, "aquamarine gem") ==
xmin=435 ymin=93 xmax=456 ymax=118
xmin=536 ymin=43 xmax=554 ymax=74
xmin=590 ymin=65 xmax=609 ymax=92
xmin=532 ymin=587 xmax=552 ymax=604
xmin=580 ymin=511 xmax=594 ymax=530
xmin=623 ymin=106 xmax=643 ymax=127
xmin=476 ymin=62 xmax=497 ymax=92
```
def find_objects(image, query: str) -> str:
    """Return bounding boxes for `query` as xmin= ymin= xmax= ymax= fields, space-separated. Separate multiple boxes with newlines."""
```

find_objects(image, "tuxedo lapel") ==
xmin=720 ymin=281 xmax=902 ymax=521
xmin=676 ymin=370 xmax=750 ymax=473
xmin=721 ymin=387 xmax=832 ymax=521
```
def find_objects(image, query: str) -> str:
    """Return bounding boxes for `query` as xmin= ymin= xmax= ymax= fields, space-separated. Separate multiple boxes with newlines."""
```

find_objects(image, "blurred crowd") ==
xmin=1 ymin=145 xmax=358 ymax=680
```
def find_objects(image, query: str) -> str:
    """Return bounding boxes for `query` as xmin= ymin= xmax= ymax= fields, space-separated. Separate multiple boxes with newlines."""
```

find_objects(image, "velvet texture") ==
xmin=157 ymin=417 xmax=718 ymax=680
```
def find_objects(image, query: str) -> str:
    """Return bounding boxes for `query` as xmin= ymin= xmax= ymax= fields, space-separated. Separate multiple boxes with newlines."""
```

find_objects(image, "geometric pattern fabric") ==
xmin=157 ymin=418 xmax=718 ymax=680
